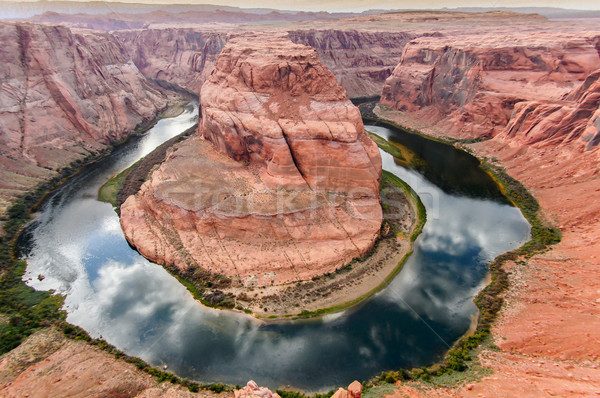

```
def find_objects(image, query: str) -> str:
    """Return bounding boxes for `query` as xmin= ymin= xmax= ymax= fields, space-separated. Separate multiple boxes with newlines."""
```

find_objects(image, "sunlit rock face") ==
xmin=121 ymin=34 xmax=383 ymax=288
xmin=499 ymin=69 xmax=600 ymax=150
xmin=200 ymin=34 xmax=382 ymax=195
xmin=380 ymin=34 xmax=600 ymax=141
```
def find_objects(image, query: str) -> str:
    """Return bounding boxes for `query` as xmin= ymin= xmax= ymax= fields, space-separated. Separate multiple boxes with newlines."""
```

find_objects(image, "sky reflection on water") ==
xmin=21 ymin=113 xmax=530 ymax=391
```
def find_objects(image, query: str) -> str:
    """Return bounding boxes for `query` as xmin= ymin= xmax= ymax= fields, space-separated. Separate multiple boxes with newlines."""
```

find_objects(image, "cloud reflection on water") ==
xmin=21 ymin=117 xmax=530 ymax=391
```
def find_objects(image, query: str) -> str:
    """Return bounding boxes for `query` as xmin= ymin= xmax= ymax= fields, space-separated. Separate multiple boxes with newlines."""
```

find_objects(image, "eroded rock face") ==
xmin=116 ymin=29 xmax=227 ymax=93
xmin=0 ymin=22 xmax=169 ymax=211
xmin=200 ymin=34 xmax=381 ymax=196
xmin=120 ymin=35 xmax=383 ymax=287
xmin=116 ymin=28 xmax=412 ymax=99
xmin=287 ymin=30 xmax=413 ymax=98
xmin=380 ymin=35 xmax=600 ymax=140
xmin=499 ymin=69 xmax=600 ymax=149
xmin=235 ymin=380 xmax=280 ymax=398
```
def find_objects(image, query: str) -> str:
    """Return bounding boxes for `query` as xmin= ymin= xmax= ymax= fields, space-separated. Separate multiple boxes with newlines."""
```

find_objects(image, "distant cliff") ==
xmin=287 ymin=29 xmax=413 ymax=98
xmin=116 ymin=28 xmax=414 ymax=98
xmin=380 ymin=34 xmax=600 ymax=143
xmin=116 ymin=29 xmax=227 ymax=93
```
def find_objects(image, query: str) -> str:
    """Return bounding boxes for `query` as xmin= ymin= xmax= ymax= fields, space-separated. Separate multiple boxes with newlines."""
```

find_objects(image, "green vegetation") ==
xmin=368 ymin=132 xmax=405 ymax=160
xmin=276 ymin=389 xmax=335 ymax=398
xmin=98 ymin=167 xmax=129 ymax=207
xmin=362 ymin=382 xmax=398 ymax=398
xmin=362 ymin=114 xmax=562 ymax=389
xmin=481 ymin=161 xmax=561 ymax=254
xmin=98 ymin=124 xmax=198 ymax=209
xmin=381 ymin=170 xmax=426 ymax=242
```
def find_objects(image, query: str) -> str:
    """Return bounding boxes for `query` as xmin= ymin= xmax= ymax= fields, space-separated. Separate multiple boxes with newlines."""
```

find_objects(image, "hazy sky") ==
xmin=6 ymin=0 xmax=600 ymax=12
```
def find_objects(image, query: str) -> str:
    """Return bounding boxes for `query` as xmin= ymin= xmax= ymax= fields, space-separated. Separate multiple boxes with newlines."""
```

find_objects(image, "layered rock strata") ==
xmin=0 ymin=22 xmax=170 ymax=212
xmin=499 ymin=69 xmax=600 ymax=149
xmin=287 ymin=30 xmax=413 ymax=98
xmin=120 ymin=35 xmax=382 ymax=288
xmin=116 ymin=29 xmax=227 ymax=93
xmin=116 ymin=28 xmax=413 ymax=99
xmin=380 ymin=33 xmax=600 ymax=140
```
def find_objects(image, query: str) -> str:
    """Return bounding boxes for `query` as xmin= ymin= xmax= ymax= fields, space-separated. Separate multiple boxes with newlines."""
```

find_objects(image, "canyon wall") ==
xmin=499 ymin=69 xmax=600 ymax=149
xmin=371 ymin=14 xmax=600 ymax=397
xmin=116 ymin=28 xmax=413 ymax=98
xmin=380 ymin=34 xmax=600 ymax=140
xmin=120 ymin=34 xmax=383 ymax=288
xmin=287 ymin=30 xmax=414 ymax=98
xmin=116 ymin=29 xmax=227 ymax=93
xmin=0 ymin=22 xmax=172 ymax=212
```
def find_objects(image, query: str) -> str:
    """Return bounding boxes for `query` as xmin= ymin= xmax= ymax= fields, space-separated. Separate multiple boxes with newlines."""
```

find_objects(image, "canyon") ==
xmin=119 ymin=34 xmax=383 ymax=290
xmin=0 ymin=8 xmax=599 ymax=398
xmin=115 ymin=28 xmax=412 ymax=98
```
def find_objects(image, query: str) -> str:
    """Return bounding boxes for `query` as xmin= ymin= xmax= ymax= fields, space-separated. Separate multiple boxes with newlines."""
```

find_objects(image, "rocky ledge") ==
xmin=120 ymin=34 xmax=383 ymax=289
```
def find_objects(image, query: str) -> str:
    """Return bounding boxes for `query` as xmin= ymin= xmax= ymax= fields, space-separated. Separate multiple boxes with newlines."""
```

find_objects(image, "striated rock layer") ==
xmin=121 ymin=35 xmax=383 ymax=287
xmin=116 ymin=28 xmax=413 ymax=99
xmin=0 ymin=22 xmax=171 ymax=212
xmin=380 ymin=32 xmax=600 ymax=140
xmin=116 ymin=29 xmax=227 ymax=94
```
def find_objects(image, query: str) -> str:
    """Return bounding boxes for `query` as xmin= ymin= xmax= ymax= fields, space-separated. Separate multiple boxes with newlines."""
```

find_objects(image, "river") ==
xmin=19 ymin=103 xmax=530 ymax=391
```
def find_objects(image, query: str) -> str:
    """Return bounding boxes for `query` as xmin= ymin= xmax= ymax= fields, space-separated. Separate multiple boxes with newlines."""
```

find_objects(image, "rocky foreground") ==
xmin=120 ymin=34 xmax=383 ymax=288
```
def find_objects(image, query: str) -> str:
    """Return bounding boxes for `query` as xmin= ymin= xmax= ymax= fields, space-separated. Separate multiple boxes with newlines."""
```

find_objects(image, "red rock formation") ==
xmin=120 ymin=35 xmax=383 ymax=287
xmin=331 ymin=380 xmax=362 ymax=398
xmin=499 ymin=69 xmax=600 ymax=149
xmin=115 ymin=28 xmax=412 ymax=99
xmin=380 ymin=35 xmax=600 ymax=140
xmin=200 ymin=34 xmax=381 ymax=196
xmin=234 ymin=381 xmax=280 ymax=398
xmin=287 ymin=30 xmax=414 ymax=98
xmin=0 ymin=21 xmax=170 ymax=211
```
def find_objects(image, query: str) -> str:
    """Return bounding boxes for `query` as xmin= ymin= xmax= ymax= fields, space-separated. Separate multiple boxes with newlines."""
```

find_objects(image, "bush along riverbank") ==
xmin=98 ymin=123 xmax=199 ymax=209
xmin=361 ymin=113 xmax=562 ymax=390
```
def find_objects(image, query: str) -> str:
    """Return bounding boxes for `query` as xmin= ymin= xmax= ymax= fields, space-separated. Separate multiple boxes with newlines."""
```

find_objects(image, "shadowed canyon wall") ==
xmin=116 ymin=28 xmax=415 ymax=98
xmin=0 ymin=22 xmax=172 ymax=212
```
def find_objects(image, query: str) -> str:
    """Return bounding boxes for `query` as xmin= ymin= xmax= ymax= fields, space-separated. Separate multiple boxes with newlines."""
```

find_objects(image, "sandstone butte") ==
xmin=120 ymin=34 xmax=383 ymax=288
